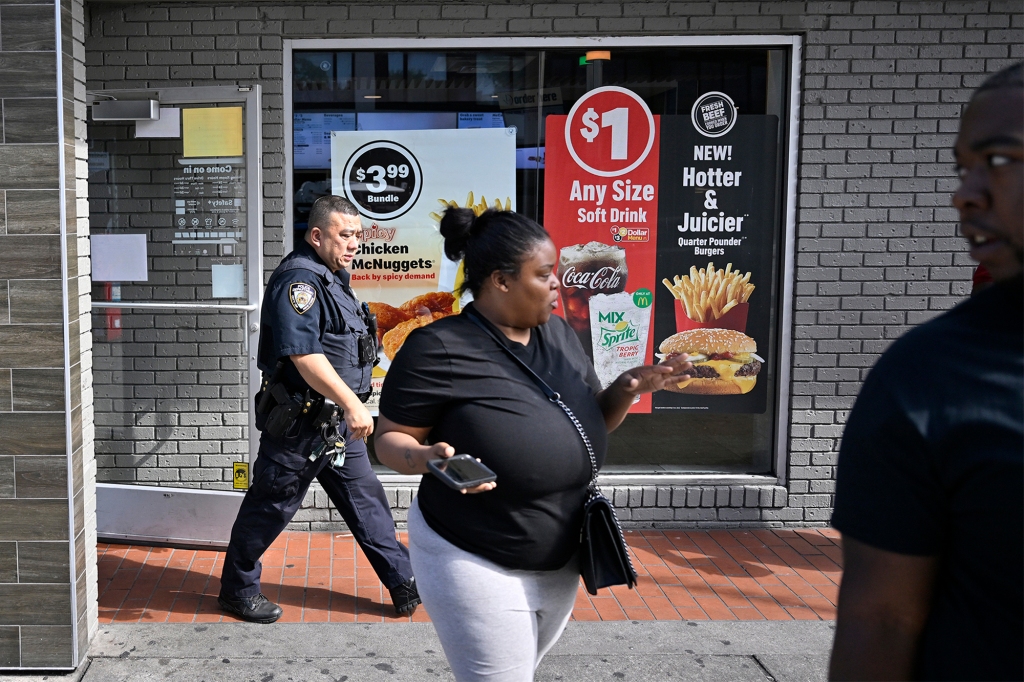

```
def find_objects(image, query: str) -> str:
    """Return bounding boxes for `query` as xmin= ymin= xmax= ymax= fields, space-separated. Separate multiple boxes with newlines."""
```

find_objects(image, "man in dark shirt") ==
xmin=829 ymin=63 xmax=1023 ymax=680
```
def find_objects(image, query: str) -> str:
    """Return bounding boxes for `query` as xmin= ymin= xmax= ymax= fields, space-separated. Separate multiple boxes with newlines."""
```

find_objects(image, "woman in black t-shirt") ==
xmin=375 ymin=209 xmax=690 ymax=682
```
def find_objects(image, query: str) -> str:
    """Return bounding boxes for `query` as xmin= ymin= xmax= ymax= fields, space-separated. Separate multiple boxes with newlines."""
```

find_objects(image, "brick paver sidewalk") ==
xmin=98 ymin=528 xmax=841 ymax=624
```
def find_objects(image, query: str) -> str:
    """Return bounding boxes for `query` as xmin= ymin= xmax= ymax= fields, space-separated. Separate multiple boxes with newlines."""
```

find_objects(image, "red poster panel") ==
xmin=544 ymin=87 xmax=660 ymax=413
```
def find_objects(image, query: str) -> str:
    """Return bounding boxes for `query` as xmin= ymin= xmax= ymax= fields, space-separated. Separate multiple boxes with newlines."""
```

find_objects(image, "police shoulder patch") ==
xmin=288 ymin=282 xmax=317 ymax=314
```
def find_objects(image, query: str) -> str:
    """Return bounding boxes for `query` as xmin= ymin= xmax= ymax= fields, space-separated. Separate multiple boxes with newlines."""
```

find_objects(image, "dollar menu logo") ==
xmin=342 ymin=141 xmax=422 ymax=220
xmin=597 ymin=310 xmax=639 ymax=348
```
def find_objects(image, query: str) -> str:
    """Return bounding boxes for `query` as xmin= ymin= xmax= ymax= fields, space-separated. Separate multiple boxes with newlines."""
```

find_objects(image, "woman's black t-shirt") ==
xmin=378 ymin=303 xmax=607 ymax=571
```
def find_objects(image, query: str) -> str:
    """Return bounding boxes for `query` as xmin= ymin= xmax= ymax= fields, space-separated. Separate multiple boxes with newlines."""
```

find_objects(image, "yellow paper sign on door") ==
xmin=232 ymin=461 xmax=249 ymax=490
xmin=183 ymin=106 xmax=243 ymax=158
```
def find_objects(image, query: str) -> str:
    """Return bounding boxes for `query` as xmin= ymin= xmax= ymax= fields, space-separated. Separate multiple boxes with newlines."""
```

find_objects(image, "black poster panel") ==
xmin=653 ymin=115 xmax=779 ymax=413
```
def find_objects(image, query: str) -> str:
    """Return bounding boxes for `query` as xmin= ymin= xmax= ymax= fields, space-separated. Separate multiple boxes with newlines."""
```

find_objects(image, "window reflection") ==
xmin=292 ymin=47 xmax=787 ymax=474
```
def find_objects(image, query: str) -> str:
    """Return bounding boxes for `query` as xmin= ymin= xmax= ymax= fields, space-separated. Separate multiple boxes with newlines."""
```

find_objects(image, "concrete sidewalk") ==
xmin=2 ymin=620 xmax=835 ymax=681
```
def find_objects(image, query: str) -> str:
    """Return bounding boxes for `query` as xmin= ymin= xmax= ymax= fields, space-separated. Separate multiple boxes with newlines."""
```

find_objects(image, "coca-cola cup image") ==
xmin=558 ymin=242 xmax=628 ymax=359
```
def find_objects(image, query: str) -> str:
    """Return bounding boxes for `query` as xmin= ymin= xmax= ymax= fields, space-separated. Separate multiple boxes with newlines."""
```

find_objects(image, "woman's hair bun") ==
xmin=439 ymin=207 xmax=477 ymax=261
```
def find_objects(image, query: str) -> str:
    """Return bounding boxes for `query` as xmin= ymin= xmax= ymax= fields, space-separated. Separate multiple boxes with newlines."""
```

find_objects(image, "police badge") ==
xmin=289 ymin=282 xmax=317 ymax=314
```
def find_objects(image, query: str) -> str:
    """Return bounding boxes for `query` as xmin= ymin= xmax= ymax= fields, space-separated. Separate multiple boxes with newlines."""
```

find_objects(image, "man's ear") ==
xmin=307 ymin=226 xmax=321 ymax=248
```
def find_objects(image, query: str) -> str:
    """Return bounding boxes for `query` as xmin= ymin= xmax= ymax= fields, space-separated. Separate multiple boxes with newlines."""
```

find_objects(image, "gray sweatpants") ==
xmin=408 ymin=499 xmax=580 ymax=682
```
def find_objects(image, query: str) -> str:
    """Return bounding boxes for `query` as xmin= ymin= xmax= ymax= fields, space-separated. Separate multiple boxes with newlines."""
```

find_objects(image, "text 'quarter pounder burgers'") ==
xmin=657 ymin=328 xmax=764 ymax=395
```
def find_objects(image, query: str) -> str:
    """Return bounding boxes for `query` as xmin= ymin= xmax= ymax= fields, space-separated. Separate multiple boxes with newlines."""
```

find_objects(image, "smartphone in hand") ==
xmin=426 ymin=454 xmax=497 ymax=491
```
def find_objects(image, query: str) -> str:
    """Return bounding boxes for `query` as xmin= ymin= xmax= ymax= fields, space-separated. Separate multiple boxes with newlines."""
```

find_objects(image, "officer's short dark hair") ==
xmin=973 ymin=62 xmax=1023 ymax=99
xmin=308 ymin=195 xmax=359 ymax=231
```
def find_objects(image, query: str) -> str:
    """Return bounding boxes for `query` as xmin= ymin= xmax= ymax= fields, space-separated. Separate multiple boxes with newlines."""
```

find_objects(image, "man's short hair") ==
xmin=308 ymin=195 xmax=359 ymax=231
xmin=974 ymin=62 xmax=1024 ymax=98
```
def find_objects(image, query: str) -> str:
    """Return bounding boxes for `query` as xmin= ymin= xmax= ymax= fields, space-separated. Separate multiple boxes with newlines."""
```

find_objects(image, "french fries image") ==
xmin=428 ymin=191 xmax=513 ymax=222
xmin=661 ymin=262 xmax=754 ymax=323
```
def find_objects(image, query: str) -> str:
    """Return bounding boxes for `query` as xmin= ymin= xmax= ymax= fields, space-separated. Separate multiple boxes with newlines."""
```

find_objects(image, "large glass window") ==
xmin=290 ymin=45 xmax=791 ymax=474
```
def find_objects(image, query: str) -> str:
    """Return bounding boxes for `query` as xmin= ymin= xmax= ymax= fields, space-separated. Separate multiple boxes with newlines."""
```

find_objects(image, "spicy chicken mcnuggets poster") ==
xmin=331 ymin=127 xmax=516 ymax=411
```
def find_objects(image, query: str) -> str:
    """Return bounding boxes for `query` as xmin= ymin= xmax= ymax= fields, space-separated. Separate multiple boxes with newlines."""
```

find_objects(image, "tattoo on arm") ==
xmin=403 ymin=448 xmax=415 ymax=469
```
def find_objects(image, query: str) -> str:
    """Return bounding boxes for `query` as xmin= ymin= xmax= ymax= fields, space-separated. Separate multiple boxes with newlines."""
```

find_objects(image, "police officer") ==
xmin=218 ymin=195 xmax=419 ymax=623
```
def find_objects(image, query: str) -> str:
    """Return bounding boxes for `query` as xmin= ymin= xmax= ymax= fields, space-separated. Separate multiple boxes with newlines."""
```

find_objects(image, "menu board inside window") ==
xmin=545 ymin=87 xmax=781 ymax=419
xmin=292 ymin=47 xmax=790 ymax=473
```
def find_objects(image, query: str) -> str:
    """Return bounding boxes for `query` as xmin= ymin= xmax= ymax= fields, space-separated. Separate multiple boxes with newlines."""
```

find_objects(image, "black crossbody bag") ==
xmin=466 ymin=311 xmax=638 ymax=595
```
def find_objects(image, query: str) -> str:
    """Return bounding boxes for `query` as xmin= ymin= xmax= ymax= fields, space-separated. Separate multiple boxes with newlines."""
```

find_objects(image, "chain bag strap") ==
xmin=465 ymin=311 xmax=638 ymax=594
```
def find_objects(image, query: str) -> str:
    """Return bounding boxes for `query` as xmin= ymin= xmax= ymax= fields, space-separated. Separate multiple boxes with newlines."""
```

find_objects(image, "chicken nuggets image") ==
xmin=399 ymin=291 xmax=455 ymax=318
xmin=366 ymin=302 xmax=412 ymax=342
xmin=382 ymin=312 xmax=446 ymax=361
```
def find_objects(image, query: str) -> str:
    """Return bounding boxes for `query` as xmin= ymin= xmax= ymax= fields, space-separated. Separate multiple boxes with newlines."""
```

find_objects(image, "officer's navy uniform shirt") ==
xmin=222 ymin=240 xmax=412 ymax=599
xmin=257 ymin=240 xmax=371 ymax=399
xmin=832 ymin=275 xmax=1023 ymax=681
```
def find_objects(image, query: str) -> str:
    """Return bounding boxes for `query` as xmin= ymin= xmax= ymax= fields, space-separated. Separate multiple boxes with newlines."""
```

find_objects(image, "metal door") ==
xmin=87 ymin=86 xmax=262 ymax=545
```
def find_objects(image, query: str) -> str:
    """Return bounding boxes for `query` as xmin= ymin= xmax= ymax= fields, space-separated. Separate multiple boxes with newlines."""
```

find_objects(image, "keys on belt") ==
xmin=309 ymin=402 xmax=346 ymax=470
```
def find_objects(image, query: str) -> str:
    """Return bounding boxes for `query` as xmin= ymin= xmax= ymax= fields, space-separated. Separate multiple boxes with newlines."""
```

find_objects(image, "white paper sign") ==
xmin=91 ymin=234 xmax=148 ymax=282
xmin=211 ymin=263 xmax=245 ymax=298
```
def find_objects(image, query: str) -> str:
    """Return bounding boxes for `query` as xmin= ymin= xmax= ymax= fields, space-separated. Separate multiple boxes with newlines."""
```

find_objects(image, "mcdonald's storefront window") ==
xmin=288 ymin=43 xmax=795 ymax=474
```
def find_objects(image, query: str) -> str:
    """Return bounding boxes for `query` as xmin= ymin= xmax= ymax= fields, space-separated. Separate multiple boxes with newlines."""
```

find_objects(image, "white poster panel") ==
xmin=91 ymin=234 xmax=148 ymax=282
xmin=331 ymin=127 xmax=516 ymax=410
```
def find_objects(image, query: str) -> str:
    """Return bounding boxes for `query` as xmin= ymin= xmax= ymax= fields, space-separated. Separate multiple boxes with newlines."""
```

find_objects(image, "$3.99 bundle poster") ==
xmin=331 ymin=127 xmax=517 ymax=412
xmin=545 ymin=88 xmax=780 ymax=414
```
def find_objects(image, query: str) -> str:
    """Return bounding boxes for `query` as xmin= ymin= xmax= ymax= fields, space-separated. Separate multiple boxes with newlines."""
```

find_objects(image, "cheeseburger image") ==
xmin=657 ymin=328 xmax=764 ymax=395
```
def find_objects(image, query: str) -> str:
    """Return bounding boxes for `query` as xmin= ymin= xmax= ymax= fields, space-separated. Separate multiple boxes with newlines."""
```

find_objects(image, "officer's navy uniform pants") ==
xmin=221 ymin=425 xmax=412 ymax=598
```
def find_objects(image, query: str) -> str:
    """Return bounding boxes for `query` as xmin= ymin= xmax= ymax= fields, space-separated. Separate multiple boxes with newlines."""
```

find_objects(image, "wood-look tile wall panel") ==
xmin=18 ymin=542 xmax=70 ymax=583
xmin=0 ymin=370 xmax=10 ymax=411
xmin=6 ymin=191 xmax=60 ymax=234
xmin=0 ymin=544 xmax=15 ymax=582
xmin=0 ymin=144 xmax=60 ymax=189
xmin=0 ymin=500 xmax=69 ymax=541
xmin=3 ymin=99 xmax=59 ymax=144
xmin=0 ymin=0 xmax=90 ymax=668
xmin=0 ymin=458 xmax=12 ymax=498
xmin=20 ymin=626 xmax=73 ymax=667
xmin=14 ymin=456 xmax=68 ymax=498
xmin=0 ymin=326 xmax=64 ymax=367
xmin=8 ymin=279 xmax=64 ymax=323
xmin=0 ymin=628 xmax=17 ymax=667
xmin=0 ymin=53 xmax=57 ymax=99
xmin=0 ymin=235 xmax=62 ymax=278
xmin=11 ymin=369 xmax=64 ymax=411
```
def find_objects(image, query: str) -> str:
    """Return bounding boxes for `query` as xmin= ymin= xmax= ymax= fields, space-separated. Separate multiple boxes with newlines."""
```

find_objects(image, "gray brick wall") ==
xmin=84 ymin=0 xmax=1023 ymax=527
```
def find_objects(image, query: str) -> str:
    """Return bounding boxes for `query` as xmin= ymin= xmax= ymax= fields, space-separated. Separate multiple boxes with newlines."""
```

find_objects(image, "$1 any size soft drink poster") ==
xmin=544 ymin=86 xmax=661 ymax=414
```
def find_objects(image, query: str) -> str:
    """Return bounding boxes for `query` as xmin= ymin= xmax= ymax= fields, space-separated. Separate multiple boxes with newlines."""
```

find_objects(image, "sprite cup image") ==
xmin=588 ymin=291 xmax=652 ymax=389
